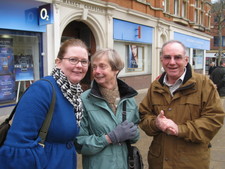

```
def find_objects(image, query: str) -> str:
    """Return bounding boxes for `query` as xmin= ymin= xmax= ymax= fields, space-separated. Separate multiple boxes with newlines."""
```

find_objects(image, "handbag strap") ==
xmin=5 ymin=102 xmax=19 ymax=123
xmin=122 ymin=101 xmax=127 ymax=122
xmin=122 ymin=101 xmax=134 ymax=162
xmin=38 ymin=79 xmax=56 ymax=146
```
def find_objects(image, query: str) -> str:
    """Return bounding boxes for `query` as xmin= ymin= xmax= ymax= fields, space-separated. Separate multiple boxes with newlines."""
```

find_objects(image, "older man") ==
xmin=139 ymin=40 xmax=225 ymax=169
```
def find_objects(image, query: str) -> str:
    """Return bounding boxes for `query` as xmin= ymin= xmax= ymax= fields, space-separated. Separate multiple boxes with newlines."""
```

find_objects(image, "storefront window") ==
xmin=127 ymin=44 xmax=144 ymax=72
xmin=0 ymin=29 xmax=42 ymax=104
xmin=193 ymin=49 xmax=204 ymax=69
xmin=114 ymin=41 xmax=151 ymax=76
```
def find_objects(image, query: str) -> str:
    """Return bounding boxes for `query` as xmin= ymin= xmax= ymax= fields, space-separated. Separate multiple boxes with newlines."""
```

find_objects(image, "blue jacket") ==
xmin=0 ymin=76 xmax=79 ymax=169
xmin=76 ymin=79 xmax=140 ymax=169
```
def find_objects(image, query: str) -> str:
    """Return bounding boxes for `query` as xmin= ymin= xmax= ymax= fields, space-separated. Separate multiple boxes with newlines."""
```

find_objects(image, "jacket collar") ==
xmin=89 ymin=79 xmax=138 ymax=100
xmin=156 ymin=63 xmax=197 ymax=97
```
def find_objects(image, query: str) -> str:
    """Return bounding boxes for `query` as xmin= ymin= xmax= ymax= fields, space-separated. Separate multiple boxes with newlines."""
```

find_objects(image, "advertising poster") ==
xmin=127 ymin=45 xmax=143 ymax=72
xmin=0 ymin=75 xmax=16 ymax=103
xmin=0 ymin=38 xmax=14 ymax=75
xmin=0 ymin=38 xmax=16 ymax=103
xmin=14 ymin=54 xmax=34 ymax=81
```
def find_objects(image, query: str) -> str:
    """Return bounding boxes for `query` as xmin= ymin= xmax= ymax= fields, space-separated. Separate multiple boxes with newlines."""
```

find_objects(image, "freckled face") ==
xmin=56 ymin=46 xmax=89 ymax=84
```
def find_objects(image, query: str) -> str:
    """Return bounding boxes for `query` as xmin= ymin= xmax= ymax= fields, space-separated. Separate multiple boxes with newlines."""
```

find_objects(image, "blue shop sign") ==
xmin=0 ymin=0 xmax=53 ymax=32
xmin=113 ymin=19 xmax=153 ymax=44
xmin=174 ymin=32 xmax=210 ymax=50
xmin=39 ymin=4 xmax=54 ymax=26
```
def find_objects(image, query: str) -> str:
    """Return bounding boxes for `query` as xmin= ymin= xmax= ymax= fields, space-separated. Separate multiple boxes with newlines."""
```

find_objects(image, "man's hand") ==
xmin=155 ymin=110 xmax=178 ymax=136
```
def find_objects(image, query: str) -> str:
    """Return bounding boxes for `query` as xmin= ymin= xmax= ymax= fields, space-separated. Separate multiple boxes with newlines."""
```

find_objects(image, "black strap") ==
xmin=38 ymin=79 xmax=56 ymax=146
xmin=5 ymin=103 xmax=18 ymax=123
xmin=122 ymin=101 xmax=134 ymax=165
xmin=122 ymin=101 xmax=126 ymax=122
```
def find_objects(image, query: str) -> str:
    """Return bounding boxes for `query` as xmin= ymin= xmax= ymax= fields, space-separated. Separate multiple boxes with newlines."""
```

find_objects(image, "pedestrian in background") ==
xmin=210 ymin=60 xmax=225 ymax=107
xmin=0 ymin=39 xmax=89 ymax=169
xmin=75 ymin=48 xmax=140 ymax=169
xmin=139 ymin=40 xmax=225 ymax=169
xmin=208 ymin=61 xmax=217 ymax=76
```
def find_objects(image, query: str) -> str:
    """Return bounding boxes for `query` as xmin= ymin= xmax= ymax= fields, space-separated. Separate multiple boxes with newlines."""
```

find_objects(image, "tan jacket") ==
xmin=139 ymin=64 xmax=225 ymax=169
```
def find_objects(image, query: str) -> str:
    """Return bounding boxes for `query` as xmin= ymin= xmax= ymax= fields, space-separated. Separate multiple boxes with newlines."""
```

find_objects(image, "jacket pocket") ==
xmin=178 ymin=142 xmax=210 ymax=163
xmin=176 ymin=102 xmax=201 ymax=122
xmin=149 ymin=137 xmax=161 ymax=158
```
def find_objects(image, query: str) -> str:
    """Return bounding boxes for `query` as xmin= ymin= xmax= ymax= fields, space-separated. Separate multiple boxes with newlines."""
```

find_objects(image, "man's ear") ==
xmin=185 ymin=56 xmax=189 ymax=66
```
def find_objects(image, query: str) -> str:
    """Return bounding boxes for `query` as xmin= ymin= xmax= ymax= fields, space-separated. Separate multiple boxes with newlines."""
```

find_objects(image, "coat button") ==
xmin=66 ymin=141 xmax=73 ymax=149
xmin=168 ymin=108 xmax=172 ymax=111
xmin=165 ymin=158 xmax=169 ymax=161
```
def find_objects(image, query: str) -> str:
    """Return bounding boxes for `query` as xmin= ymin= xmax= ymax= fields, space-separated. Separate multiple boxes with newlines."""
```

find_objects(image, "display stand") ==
xmin=16 ymin=80 xmax=32 ymax=102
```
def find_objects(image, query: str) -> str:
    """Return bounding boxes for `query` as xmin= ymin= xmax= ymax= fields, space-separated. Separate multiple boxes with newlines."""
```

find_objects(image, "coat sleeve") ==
xmin=139 ymin=85 xmax=161 ymax=136
xmin=126 ymin=98 xmax=140 ymax=144
xmin=75 ymin=105 xmax=109 ymax=155
xmin=178 ymin=77 xmax=225 ymax=143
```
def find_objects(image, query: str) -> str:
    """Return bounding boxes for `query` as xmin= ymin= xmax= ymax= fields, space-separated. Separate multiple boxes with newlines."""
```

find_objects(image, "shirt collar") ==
xmin=163 ymin=67 xmax=187 ymax=86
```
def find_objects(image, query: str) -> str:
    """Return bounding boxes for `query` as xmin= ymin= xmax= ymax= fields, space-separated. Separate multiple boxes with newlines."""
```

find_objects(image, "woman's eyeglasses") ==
xmin=62 ymin=57 xmax=89 ymax=67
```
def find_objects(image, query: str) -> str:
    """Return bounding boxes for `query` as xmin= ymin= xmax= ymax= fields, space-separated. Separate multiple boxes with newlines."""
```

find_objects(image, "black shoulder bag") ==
xmin=122 ymin=101 xmax=144 ymax=169
xmin=0 ymin=79 xmax=56 ymax=147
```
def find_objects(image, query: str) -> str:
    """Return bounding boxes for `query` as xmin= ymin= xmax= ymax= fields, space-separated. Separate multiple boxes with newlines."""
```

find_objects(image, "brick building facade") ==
xmin=207 ymin=1 xmax=225 ymax=68
xmin=0 ymin=0 xmax=212 ymax=110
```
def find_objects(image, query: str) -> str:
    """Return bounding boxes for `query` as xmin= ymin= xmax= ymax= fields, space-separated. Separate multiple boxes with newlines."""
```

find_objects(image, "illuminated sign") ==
xmin=38 ymin=4 xmax=54 ymax=26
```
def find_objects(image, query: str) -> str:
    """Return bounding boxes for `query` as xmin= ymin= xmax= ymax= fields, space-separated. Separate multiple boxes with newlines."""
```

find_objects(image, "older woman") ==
xmin=75 ymin=48 xmax=140 ymax=169
xmin=0 ymin=39 xmax=89 ymax=169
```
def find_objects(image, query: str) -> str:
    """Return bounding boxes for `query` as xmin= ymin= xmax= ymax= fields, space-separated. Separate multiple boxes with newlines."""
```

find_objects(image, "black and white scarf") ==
xmin=51 ymin=68 xmax=83 ymax=126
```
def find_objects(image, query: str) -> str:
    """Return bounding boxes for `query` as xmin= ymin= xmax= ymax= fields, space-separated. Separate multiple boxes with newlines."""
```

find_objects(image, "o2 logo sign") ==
xmin=40 ymin=7 xmax=49 ymax=21
xmin=38 ymin=4 xmax=53 ymax=25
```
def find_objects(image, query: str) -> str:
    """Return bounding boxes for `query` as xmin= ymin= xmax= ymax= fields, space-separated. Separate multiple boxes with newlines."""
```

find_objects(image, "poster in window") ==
xmin=0 ymin=75 xmax=16 ymax=103
xmin=14 ymin=54 xmax=34 ymax=81
xmin=0 ymin=38 xmax=14 ymax=75
xmin=127 ymin=44 xmax=143 ymax=72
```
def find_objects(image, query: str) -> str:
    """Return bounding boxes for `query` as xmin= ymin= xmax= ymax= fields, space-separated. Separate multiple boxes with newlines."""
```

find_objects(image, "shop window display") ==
xmin=0 ymin=30 xmax=41 ymax=104
xmin=193 ymin=49 xmax=204 ymax=70
xmin=127 ymin=44 xmax=144 ymax=72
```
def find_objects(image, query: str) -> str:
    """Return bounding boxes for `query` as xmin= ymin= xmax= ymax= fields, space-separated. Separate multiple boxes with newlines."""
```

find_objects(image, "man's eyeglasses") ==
xmin=62 ymin=57 xmax=89 ymax=67
xmin=162 ymin=55 xmax=184 ymax=61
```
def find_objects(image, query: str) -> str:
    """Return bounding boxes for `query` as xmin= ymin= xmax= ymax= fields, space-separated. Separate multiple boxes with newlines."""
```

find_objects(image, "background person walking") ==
xmin=210 ymin=60 xmax=225 ymax=107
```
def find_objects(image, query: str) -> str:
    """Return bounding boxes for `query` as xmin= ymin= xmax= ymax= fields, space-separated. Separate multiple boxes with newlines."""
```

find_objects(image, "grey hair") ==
xmin=160 ymin=40 xmax=187 ymax=57
xmin=91 ymin=48 xmax=124 ymax=71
